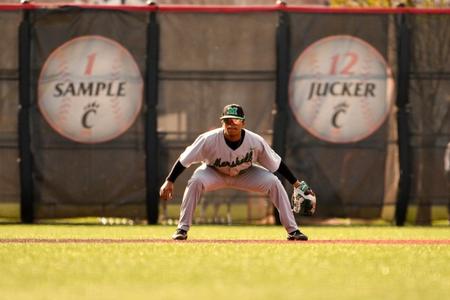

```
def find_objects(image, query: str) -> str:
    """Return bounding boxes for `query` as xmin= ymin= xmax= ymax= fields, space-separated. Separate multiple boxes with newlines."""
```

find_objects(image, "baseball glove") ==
xmin=292 ymin=181 xmax=316 ymax=216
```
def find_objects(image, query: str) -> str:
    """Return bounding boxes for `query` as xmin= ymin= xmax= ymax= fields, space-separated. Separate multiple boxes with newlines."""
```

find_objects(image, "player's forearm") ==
xmin=166 ymin=160 xmax=186 ymax=183
xmin=276 ymin=160 xmax=298 ymax=186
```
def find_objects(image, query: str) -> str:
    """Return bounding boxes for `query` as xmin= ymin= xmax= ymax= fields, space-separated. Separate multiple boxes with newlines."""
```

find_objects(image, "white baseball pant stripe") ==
xmin=177 ymin=164 xmax=298 ymax=233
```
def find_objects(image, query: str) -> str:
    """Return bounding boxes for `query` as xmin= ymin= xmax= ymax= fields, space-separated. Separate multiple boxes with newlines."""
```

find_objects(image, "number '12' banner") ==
xmin=285 ymin=13 xmax=393 ymax=218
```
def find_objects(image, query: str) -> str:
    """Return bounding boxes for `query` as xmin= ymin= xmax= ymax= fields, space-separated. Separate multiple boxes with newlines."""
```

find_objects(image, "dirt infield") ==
xmin=1 ymin=238 xmax=449 ymax=244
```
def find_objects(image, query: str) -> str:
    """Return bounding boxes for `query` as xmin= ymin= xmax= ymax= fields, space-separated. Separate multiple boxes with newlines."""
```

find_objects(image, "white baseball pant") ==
xmin=177 ymin=164 xmax=299 ymax=233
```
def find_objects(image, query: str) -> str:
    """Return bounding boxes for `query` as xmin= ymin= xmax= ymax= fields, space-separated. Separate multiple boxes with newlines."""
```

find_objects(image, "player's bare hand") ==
xmin=160 ymin=180 xmax=174 ymax=200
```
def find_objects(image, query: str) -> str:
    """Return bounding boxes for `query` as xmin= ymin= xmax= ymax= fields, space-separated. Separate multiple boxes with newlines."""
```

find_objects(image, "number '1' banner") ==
xmin=29 ymin=9 xmax=149 ymax=218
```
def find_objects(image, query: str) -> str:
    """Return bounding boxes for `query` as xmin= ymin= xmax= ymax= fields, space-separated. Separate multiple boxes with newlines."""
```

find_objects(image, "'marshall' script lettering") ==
xmin=213 ymin=150 xmax=253 ymax=168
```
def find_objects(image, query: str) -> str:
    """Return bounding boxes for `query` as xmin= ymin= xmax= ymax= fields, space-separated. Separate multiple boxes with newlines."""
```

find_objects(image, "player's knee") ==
xmin=266 ymin=175 xmax=283 ymax=191
xmin=187 ymin=177 xmax=205 ymax=190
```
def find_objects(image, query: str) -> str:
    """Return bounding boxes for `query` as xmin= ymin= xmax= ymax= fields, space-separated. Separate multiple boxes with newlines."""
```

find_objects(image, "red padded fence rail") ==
xmin=0 ymin=3 xmax=449 ymax=14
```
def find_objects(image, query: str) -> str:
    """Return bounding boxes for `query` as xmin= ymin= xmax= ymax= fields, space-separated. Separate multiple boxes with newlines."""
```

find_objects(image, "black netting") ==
xmin=0 ymin=11 xmax=21 ymax=218
xmin=408 ymin=14 xmax=450 ymax=224
xmin=157 ymin=12 xmax=278 ymax=223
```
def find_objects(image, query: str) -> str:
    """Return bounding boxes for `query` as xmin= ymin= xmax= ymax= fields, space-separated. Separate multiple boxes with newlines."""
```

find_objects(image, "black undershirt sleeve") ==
xmin=276 ymin=160 xmax=297 ymax=185
xmin=166 ymin=160 xmax=186 ymax=183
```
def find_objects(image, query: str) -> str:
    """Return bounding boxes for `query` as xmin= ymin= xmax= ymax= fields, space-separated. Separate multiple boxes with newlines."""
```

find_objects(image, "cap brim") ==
xmin=220 ymin=116 xmax=245 ymax=120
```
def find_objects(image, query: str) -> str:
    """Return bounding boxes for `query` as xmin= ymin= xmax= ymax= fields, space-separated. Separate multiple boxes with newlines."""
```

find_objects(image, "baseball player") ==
xmin=160 ymin=104 xmax=316 ymax=241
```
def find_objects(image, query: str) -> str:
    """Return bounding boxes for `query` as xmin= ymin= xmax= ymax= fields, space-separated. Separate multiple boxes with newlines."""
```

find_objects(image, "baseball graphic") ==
xmin=38 ymin=35 xmax=143 ymax=143
xmin=289 ymin=35 xmax=394 ymax=143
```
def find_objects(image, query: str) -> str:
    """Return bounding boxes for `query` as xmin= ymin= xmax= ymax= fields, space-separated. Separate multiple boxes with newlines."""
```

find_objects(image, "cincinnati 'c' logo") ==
xmin=81 ymin=102 xmax=100 ymax=129
xmin=289 ymin=35 xmax=394 ymax=143
xmin=38 ymin=35 xmax=143 ymax=144
xmin=332 ymin=103 xmax=349 ymax=129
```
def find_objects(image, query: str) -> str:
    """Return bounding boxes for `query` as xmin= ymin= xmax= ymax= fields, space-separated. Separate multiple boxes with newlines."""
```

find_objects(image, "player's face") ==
xmin=222 ymin=118 xmax=245 ymax=139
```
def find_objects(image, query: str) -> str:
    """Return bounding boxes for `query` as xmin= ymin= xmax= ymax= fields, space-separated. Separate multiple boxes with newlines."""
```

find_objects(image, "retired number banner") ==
xmin=285 ymin=13 xmax=392 ymax=218
xmin=29 ymin=9 xmax=148 ymax=219
xmin=38 ymin=35 xmax=143 ymax=144
xmin=289 ymin=35 xmax=394 ymax=144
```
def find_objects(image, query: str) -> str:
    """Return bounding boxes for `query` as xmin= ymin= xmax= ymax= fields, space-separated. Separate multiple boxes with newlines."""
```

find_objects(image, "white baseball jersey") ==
xmin=179 ymin=128 xmax=281 ymax=176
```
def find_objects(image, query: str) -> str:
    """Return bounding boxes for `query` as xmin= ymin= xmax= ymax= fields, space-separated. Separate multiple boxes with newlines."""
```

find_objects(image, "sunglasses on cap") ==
xmin=222 ymin=118 xmax=244 ymax=125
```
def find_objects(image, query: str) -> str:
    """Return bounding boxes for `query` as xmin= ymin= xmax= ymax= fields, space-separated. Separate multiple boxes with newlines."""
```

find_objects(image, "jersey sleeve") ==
xmin=179 ymin=134 xmax=207 ymax=168
xmin=257 ymin=137 xmax=281 ymax=173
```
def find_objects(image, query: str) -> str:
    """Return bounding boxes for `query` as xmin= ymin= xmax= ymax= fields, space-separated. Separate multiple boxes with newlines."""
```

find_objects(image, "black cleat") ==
xmin=287 ymin=229 xmax=308 ymax=241
xmin=172 ymin=229 xmax=188 ymax=240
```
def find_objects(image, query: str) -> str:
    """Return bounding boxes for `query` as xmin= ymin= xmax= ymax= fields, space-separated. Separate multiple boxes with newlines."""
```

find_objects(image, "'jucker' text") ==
xmin=307 ymin=81 xmax=376 ymax=100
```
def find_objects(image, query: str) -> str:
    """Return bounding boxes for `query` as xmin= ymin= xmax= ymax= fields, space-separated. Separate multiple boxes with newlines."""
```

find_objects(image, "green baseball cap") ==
xmin=220 ymin=104 xmax=245 ymax=120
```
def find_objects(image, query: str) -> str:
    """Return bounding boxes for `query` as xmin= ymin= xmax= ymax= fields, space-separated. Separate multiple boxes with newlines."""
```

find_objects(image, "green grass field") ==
xmin=0 ymin=225 xmax=449 ymax=300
